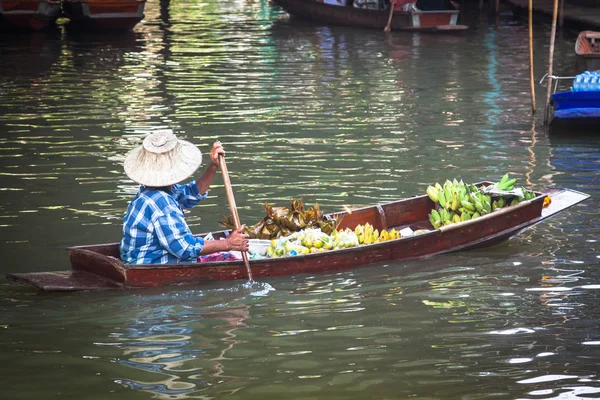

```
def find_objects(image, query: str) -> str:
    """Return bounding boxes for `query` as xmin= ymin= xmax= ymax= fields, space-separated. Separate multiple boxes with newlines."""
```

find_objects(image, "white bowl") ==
xmin=248 ymin=239 xmax=271 ymax=256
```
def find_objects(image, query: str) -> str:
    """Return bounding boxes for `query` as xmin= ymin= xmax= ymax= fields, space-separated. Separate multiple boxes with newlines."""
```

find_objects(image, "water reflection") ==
xmin=0 ymin=31 xmax=63 ymax=81
xmin=64 ymin=31 xmax=143 ymax=72
xmin=112 ymin=299 xmax=251 ymax=398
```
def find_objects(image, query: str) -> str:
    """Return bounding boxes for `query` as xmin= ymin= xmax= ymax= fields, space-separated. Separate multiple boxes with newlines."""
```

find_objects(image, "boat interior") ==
xmin=70 ymin=193 xmax=437 ymax=262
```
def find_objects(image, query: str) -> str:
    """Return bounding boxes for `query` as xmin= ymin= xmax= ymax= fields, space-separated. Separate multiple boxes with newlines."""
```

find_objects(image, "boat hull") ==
xmin=551 ymin=90 xmax=600 ymax=128
xmin=62 ymin=0 xmax=146 ymax=31
xmin=272 ymin=0 xmax=467 ymax=31
xmin=0 ymin=0 xmax=60 ymax=31
xmin=6 ymin=186 xmax=589 ymax=292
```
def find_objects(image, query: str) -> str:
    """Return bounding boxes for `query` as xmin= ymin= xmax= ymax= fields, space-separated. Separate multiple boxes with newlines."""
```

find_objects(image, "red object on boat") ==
xmin=271 ymin=0 xmax=467 ymax=32
xmin=0 ymin=0 xmax=61 ymax=31
xmin=62 ymin=0 xmax=146 ymax=31
xmin=575 ymin=30 xmax=600 ymax=73
xmin=5 ymin=183 xmax=589 ymax=292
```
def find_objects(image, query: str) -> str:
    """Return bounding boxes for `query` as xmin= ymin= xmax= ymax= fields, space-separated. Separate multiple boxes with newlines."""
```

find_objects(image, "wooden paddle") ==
xmin=218 ymin=153 xmax=254 ymax=282
xmin=384 ymin=0 xmax=396 ymax=32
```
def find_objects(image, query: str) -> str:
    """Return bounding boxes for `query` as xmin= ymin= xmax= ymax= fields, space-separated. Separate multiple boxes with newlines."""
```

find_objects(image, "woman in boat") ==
xmin=120 ymin=130 xmax=249 ymax=264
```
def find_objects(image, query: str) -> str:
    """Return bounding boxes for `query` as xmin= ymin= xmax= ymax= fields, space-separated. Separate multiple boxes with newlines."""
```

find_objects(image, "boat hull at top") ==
xmin=62 ymin=0 xmax=146 ymax=31
xmin=272 ymin=0 xmax=467 ymax=31
xmin=0 ymin=0 xmax=60 ymax=31
xmin=575 ymin=31 xmax=600 ymax=73
xmin=5 ymin=185 xmax=589 ymax=292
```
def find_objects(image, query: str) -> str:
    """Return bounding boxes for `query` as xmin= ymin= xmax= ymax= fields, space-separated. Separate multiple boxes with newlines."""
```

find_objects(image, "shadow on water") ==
xmin=0 ymin=31 xmax=63 ymax=81
xmin=63 ymin=30 xmax=144 ymax=72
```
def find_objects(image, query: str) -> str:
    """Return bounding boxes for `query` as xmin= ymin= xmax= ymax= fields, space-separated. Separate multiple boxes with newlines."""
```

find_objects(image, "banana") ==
xmin=450 ymin=189 xmax=460 ymax=211
xmin=484 ymin=200 xmax=491 ymax=214
xmin=461 ymin=211 xmax=471 ymax=221
xmin=429 ymin=212 xmax=437 ymax=227
xmin=438 ymin=190 xmax=447 ymax=209
xmin=497 ymin=197 xmax=506 ymax=208
xmin=474 ymin=200 xmax=484 ymax=213
xmin=435 ymin=182 xmax=443 ymax=192
xmin=379 ymin=230 xmax=390 ymax=242
xmin=426 ymin=186 xmax=439 ymax=203
xmin=471 ymin=212 xmax=481 ymax=219
xmin=461 ymin=200 xmax=475 ymax=212
xmin=440 ymin=209 xmax=450 ymax=223
xmin=504 ymin=178 xmax=517 ymax=190
xmin=355 ymin=224 xmax=364 ymax=236
xmin=364 ymin=223 xmax=373 ymax=243
xmin=452 ymin=214 xmax=461 ymax=224
xmin=499 ymin=173 xmax=509 ymax=186
xmin=492 ymin=200 xmax=498 ymax=211
xmin=363 ymin=233 xmax=372 ymax=245
xmin=444 ymin=184 xmax=452 ymax=209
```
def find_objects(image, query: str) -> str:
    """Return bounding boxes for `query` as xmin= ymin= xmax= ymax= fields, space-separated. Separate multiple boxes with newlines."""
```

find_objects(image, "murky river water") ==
xmin=1 ymin=1 xmax=599 ymax=399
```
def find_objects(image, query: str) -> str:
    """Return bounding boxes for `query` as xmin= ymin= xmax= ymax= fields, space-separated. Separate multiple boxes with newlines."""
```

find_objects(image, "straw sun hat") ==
xmin=124 ymin=130 xmax=203 ymax=187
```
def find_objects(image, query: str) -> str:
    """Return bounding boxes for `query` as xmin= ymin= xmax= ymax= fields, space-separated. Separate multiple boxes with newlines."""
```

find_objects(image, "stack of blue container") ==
xmin=572 ymin=71 xmax=600 ymax=91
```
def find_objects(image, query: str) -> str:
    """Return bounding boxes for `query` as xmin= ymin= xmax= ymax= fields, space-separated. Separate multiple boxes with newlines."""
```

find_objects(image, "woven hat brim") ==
xmin=124 ymin=140 xmax=202 ymax=187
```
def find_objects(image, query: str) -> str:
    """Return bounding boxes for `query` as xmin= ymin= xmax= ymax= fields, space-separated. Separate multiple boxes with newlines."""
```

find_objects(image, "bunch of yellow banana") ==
xmin=354 ymin=223 xmax=401 ymax=245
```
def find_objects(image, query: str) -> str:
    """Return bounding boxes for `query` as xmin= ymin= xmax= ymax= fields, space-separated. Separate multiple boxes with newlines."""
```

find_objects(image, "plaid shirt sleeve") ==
xmin=153 ymin=203 xmax=206 ymax=260
xmin=172 ymin=180 xmax=208 ymax=209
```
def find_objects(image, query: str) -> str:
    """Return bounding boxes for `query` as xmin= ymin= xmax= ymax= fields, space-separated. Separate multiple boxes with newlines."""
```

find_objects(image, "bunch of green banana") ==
xmin=426 ymin=178 xmax=509 ymax=228
xmin=495 ymin=173 xmax=517 ymax=191
xmin=426 ymin=177 xmax=542 ymax=229
xmin=522 ymin=187 xmax=537 ymax=200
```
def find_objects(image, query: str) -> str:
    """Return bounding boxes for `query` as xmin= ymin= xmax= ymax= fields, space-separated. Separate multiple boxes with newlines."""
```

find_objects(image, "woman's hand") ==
xmin=227 ymin=226 xmax=249 ymax=252
xmin=209 ymin=141 xmax=225 ymax=168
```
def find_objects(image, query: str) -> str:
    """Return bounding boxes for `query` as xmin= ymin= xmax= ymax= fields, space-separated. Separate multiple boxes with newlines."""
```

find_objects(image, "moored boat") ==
xmin=271 ymin=0 xmax=467 ymax=32
xmin=549 ymin=71 xmax=600 ymax=129
xmin=575 ymin=30 xmax=600 ymax=73
xmin=6 ymin=182 xmax=588 ymax=292
xmin=62 ymin=0 xmax=146 ymax=31
xmin=0 ymin=0 xmax=60 ymax=31
xmin=551 ymin=90 xmax=600 ymax=128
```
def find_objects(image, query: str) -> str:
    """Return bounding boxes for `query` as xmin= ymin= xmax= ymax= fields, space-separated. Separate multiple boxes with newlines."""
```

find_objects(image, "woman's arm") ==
xmin=195 ymin=141 xmax=224 ymax=194
xmin=200 ymin=227 xmax=249 ymax=255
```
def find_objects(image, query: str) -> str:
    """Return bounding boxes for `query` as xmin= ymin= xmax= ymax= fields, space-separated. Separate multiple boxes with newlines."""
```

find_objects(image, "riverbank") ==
xmin=504 ymin=0 xmax=600 ymax=30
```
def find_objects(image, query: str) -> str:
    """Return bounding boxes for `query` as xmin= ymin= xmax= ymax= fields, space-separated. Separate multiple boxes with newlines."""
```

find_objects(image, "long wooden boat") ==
xmin=62 ymin=0 xmax=146 ymax=31
xmin=271 ymin=0 xmax=467 ymax=32
xmin=0 ymin=0 xmax=60 ymax=31
xmin=6 ymin=183 xmax=589 ymax=292
xmin=575 ymin=31 xmax=600 ymax=73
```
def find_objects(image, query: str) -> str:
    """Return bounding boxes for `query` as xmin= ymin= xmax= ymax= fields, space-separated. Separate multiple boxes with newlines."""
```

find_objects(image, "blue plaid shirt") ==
xmin=120 ymin=180 xmax=208 ymax=264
